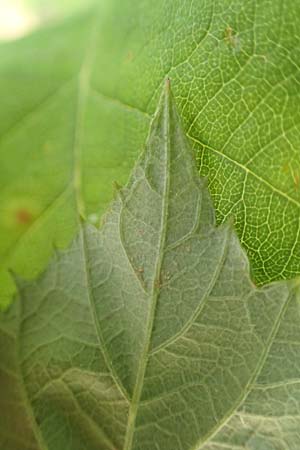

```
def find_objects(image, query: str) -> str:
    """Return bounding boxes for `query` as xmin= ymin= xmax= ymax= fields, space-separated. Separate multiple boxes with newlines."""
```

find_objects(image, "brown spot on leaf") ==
xmin=124 ymin=50 xmax=134 ymax=63
xmin=15 ymin=208 xmax=33 ymax=225
xmin=224 ymin=25 xmax=240 ymax=50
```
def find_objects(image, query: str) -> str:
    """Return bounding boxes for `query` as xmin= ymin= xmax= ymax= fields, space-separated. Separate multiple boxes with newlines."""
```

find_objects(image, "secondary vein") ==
xmin=80 ymin=225 xmax=130 ymax=403
xmin=193 ymin=284 xmax=295 ymax=450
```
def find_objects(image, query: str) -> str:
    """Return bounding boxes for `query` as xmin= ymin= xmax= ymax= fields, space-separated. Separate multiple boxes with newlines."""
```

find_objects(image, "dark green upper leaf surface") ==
xmin=1 ymin=82 xmax=300 ymax=450
xmin=1 ymin=0 xmax=300 ymax=306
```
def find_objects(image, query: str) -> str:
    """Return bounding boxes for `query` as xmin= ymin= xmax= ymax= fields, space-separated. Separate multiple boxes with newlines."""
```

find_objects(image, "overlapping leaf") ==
xmin=1 ymin=83 xmax=300 ymax=450
xmin=1 ymin=0 xmax=300 ymax=308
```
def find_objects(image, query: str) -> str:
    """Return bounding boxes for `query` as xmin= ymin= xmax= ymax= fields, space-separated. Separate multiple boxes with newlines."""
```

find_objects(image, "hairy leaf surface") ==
xmin=1 ymin=0 xmax=300 ymax=307
xmin=1 ymin=83 xmax=300 ymax=450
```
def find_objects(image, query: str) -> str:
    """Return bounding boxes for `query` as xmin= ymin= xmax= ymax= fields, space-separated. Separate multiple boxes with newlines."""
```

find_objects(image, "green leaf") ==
xmin=1 ymin=0 xmax=300 ymax=308
xmin=0 ymin=3 xmax=151 ymax=308
xmin=1 ymin=82 xmax=300 ymax=450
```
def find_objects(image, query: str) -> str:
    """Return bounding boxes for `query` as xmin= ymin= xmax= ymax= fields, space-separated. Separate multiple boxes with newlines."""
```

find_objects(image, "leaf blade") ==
xmin=1 ymin=82 xmax=300 ymax=450
xmin=2 ymin=0 xmax=300 ymax=307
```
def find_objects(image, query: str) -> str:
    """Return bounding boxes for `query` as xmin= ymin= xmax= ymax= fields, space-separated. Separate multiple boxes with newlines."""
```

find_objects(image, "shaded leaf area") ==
xmin=1 ymin=0 xmax=300 ymax=308
xmin=1 ymin=84 xmax=300 ymax=450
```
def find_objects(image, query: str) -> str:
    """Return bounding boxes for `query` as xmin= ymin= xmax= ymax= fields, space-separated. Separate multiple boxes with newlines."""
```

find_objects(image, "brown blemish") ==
xmin=15 ymin=208 xmax=33 ymax=225
xmin=154 ymin=276 xmax=163 ymax=290
xmin=284 ymin=164 xmax=300 ymax=191
xmin=224 ymin=25 xmax=240 ymax=49
xmin=124 ymin=50 xmax=134 ymax=63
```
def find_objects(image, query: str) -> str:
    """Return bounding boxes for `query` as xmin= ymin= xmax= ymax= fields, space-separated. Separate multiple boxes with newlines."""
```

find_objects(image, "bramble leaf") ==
xmin=1 ymin=83 xmax=300 ymax=450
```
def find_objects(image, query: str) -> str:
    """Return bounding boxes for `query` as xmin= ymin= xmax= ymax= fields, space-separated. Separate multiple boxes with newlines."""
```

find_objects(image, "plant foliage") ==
xmin=1 ymin=0 xmax=300 ymax=307
xmin=1 ymin=83 xmax=300 ymax=450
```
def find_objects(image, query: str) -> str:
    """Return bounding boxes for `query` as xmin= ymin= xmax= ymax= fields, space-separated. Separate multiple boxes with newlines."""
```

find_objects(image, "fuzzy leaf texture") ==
xmin=1 ymin=83 xmax=300 ymax=450
xmin=1 ymin=0 xmax=300 ymax=308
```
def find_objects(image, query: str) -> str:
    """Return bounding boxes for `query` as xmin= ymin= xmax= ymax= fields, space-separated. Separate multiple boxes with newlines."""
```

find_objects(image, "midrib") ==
xmin=123 ymin=89 xmax=171 ymax=450
xmin=73 ymin=10 xmax=100 ymax=218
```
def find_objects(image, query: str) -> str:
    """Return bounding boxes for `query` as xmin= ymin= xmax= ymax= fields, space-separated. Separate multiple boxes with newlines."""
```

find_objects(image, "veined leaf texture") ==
xmin=1 ymin=0 xmax=300 ymax=307
xmin=1 ymin=83 xmax=300 ymax=450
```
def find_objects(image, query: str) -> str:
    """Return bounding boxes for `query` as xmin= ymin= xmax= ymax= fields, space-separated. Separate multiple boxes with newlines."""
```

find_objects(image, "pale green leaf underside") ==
xmin=1 ymin=0 xmax=300 ymax=308
xmin=1 ymin=83 xmax=300 ymax=450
